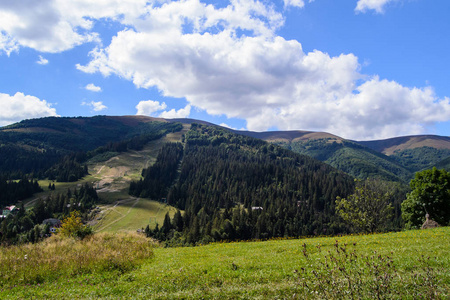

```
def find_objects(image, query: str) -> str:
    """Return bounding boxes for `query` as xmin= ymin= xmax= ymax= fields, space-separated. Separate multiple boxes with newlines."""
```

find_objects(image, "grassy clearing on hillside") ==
xmin=93 ymin=198 xmax=177 ymax=233
xmin=25 ymin=128 xmax=188 ymax=209
xmin=2 ymin=228 xmax=449 ymax=299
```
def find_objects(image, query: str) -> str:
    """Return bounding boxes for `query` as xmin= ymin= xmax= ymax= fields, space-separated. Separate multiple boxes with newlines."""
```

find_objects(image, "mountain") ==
xmin=356 ymin=135 xmax=450 ymax=173
xmin=0 ymin=116 xmax=410 ymax=244
xmin=135 ymin=124 xmax=358 ymax=243
xmin=2 ymin=115 xmax=449 ymax=182
xmin=0 ymin=115 xmax=182 ymax=177
xmin=234 ymin=129 xmax=450 ymax=182
xmin=235 ymin=130 xmax=412 ymax=182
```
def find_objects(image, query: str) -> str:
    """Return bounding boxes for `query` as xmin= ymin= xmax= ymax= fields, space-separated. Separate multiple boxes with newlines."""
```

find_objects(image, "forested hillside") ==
xmin=141 ymin=124 xmax=358 ymax=244
xmin=0 ymin=116 xmax=182 ymax=178
xmin=274 ymin=138 xmax=412 ymax=182
xmin=234 ymin=128 xmax=450 ymax=182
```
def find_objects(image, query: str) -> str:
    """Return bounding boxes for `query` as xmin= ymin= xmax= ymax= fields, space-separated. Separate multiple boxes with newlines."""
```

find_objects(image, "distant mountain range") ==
xmin=235 ymin=129 xmax=450 ymax=182
xmin=1 ymin=115 xmax=449 ymax=182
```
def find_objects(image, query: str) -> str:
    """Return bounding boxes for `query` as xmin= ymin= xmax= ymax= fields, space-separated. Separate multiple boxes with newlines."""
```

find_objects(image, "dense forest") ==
xmin=129 ymin=143 xmax=184 ymax=199
xmin=274 ymin=138 xmax=412 ymax=182
xmin=0 ymin=183 xmax=98 ymax=245
xmin=139 ymin=124 xmax=360 ymax=245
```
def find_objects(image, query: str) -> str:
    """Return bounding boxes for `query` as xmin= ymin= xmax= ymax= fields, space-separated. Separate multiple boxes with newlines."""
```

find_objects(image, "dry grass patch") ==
xmin=0 ymin=232 xmax=155 ymax=286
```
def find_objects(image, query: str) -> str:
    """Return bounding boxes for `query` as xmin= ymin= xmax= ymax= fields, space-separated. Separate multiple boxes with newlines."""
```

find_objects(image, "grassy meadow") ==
xmin=1 ymin=227 xmax=449 ymax=299
xmin=93 ymin=197 xmax=177 ymax=233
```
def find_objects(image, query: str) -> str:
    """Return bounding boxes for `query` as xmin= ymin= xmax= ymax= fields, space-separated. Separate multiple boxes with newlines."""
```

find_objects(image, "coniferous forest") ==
xmin=141 ymin=124 xmax=358 ymax=245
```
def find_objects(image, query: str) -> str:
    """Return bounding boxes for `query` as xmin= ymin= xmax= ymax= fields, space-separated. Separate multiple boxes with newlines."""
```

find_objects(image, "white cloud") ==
xmin=0 ymin=0 xmax=150 ymax=54
xmin=283 ymin=0 xmax=305 ymax=9
xmin=135 ymin=100 xmax=167 ymax=116
xmin=85 ymin=83 xmax=102 ymax=92
xmin=159 ymin=105 xmax=191 ymax=119
xmin=36 ymin=55 xmax=49 ymax=65
xmin=75 ymin=0 xmax=450 ymax=140
xmin=2 ymin=0 xmax=449 ymax=139
xmin=82 ymin=100 xmax=107 ymax=112
xmin=0 ymin=32 xmax=18 ymax=55
xmin=355 ymin=0 xmax=397 ymax=14
xmin=0 ymin=92 xmax=58 ymax=126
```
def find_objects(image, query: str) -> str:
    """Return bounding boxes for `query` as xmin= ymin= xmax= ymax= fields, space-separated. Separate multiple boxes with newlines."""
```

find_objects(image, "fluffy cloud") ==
xmin=355 ymin=0 xmax=397 ymax=13
xmin=76 ymin=0 xmax=450 ymax=140
xmin=0 ymin=92 xmax=58 ymax=126
xmin=0 ymin=0 xmax=150 ymax=53
xmin=283 ymin=0 xmax=305 ymax=9
xmin=36 ymin=55 xmax=49 ymax=65
xmin=82 ymin=100 xmax=107 ymax=112
xmin=159 ymin=105 xmax=191 ymax=119
xmin=135 ymin=100 xmax=167 ymax=116
xmin=85 ymin=83 xmax=102 ymax=92
xmin=2 ymin=0 xmax=449 ymax=139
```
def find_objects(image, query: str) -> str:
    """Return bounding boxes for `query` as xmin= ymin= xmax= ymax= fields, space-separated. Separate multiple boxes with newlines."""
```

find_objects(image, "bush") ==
xmin=58 ymin=211 xmax=93 ymax=239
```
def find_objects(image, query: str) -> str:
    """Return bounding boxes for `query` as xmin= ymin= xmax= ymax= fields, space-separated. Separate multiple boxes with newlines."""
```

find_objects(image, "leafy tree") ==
xmin=402 ymin=167 xmax=450 ymax=229
xmin=58 ymin=211 xmax=92 ymax=239
xmin=336 ymin=179 xmax=393 ymax=233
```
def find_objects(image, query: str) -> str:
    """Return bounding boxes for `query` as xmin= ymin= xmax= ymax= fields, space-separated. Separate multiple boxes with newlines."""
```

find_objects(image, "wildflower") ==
xmin=24 ymin=254 xmax=28 ymax=260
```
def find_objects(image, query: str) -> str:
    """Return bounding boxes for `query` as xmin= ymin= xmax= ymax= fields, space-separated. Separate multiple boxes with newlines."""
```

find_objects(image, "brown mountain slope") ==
xmin=231 ymin=130 xmax=344 ymax=143
xmin=357 ymin=135 xmax=450 ymax=155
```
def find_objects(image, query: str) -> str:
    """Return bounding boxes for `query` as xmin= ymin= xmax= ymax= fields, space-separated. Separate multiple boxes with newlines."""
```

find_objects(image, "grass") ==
xmin=1 ymin=227 xmax=449 ymax=299
xmin=93 ymin=198 xmax=177 ymax=233
xmin=0 ymin=233 xmax=154 ymax=289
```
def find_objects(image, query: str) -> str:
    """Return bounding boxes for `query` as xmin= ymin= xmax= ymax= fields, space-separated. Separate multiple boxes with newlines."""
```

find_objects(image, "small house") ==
xmin=2 ymin=205 xmax=17 ymax=217
xmin=43 ymin=218 xmax=62 ymax=233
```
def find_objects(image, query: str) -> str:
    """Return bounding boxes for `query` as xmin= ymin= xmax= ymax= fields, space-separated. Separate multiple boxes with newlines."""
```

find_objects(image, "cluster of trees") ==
xmin=0 ymin=183 xmax=98 ymax=245
xmin=336 ymin=179 xmax=394 ymax=233
xmin=45 ymin=155 xmax=88 ymax=182
xmin=0 ymin=177 xmax=42 ymax=207
xmin=141 ymin=124 xmax=356 ymax=245
xmin=129 ymin=143 xmax=184 ymax=199
xmin=402 ymin=167 xmax=450 ymax=228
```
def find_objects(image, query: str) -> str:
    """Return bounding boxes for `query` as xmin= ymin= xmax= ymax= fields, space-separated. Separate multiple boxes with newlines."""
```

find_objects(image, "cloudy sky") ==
xmin=1 ymin=0 xmax=449 ymax=140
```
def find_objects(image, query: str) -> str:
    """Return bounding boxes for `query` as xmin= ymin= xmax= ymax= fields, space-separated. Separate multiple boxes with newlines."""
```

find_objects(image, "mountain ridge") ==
xmin=2 ymin=115 xmax=450 ymax=181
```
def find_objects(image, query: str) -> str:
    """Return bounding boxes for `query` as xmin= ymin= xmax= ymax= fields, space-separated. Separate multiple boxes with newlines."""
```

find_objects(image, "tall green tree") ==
xmin=336 ymin=179 xmax=393 ymax=233
xmin=402 ymin=167 xmax=450 ymax=229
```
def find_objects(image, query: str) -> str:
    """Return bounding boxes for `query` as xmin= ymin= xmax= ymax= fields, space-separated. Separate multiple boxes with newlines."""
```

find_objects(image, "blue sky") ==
xmin=0 ymin=0 xmax=449 ymax=140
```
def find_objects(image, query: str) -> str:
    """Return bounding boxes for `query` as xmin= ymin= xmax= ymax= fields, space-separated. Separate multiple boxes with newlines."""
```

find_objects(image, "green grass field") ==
xmin=93 ymin=197 xmax=177 ymax=233
xmin=2 ymin=227 xmax=449 ymax=299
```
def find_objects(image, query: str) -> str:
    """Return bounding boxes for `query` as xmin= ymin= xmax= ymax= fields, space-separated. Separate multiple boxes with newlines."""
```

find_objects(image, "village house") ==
xmin=1 ymin=205 xmax=18 ymax=218
xmin=43 ymin=218 xmax=62 ymax=233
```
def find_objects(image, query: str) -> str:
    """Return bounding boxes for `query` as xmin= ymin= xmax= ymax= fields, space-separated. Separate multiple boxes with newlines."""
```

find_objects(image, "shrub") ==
xmin=58 ymin=211 xmax=92 ymax=239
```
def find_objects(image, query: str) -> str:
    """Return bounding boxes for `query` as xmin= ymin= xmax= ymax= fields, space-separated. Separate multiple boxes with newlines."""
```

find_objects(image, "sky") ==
xmin=0 ymin=0 xmax=449 ymax=140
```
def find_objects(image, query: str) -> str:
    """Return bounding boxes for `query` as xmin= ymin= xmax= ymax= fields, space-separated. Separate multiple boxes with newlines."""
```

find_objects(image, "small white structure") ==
xmin=251 ymin=206 xmax=263 ymax=210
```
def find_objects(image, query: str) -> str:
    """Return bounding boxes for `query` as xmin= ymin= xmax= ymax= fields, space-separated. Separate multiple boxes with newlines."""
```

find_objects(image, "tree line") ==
xmin=0 ymin=177 xmax=42 ymax=208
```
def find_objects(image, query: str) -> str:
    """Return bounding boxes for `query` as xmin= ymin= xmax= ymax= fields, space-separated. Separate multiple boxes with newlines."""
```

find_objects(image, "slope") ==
xmin=0 ymin=115 xmax=182 ymax=176
xmin=239 ymin=131 xmax=413 ymax=182
xmin=358 ymin=135 xmax=450 ymax=172
xmin=139 ymin=123 xmax=358 ymax=245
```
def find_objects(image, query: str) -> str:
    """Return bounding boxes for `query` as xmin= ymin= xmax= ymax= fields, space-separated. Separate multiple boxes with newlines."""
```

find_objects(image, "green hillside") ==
xmin=2 ymin=227 xmax=449 ymax=299
xmin=272 ymin=138 xmax=412 ymax=182
xmin=0 ymin=116 xmax=182 ymax=177
xmin=137 ymin=124 xmax=360 ymax=244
